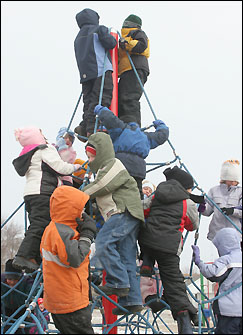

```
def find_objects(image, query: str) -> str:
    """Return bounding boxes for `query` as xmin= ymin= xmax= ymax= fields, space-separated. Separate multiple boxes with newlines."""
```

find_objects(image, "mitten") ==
xmin=153 ymin=120 xmax=168 ymax=131
xmin=191 ymin=245 xmax=201 ymax=266
xmin=220 ymin=207 xmax=234 ymax=216
xmin=198 ymin=202 xmax=206 ymax=213
xmin=73 ymin=164 xmax=82 ymax=172
xmin=94 ymin=104 xmax=104 ymax=116
xmin=119 ymin=37 xmax=128 ymax=50
xmin=76 ymin=213 xmax=97 ymax=241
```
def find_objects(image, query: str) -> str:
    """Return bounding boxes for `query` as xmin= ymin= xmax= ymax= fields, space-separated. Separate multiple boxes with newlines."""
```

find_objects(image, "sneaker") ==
xmin=140 ymin=265 xmax=155 ymax=277
xmin=12 ymin=256 xmax=39 ymax=273
xmin=112 ymin=305 xmax=144 ymax=315
xmin=95 ymin=285 xmax=129 ymax=297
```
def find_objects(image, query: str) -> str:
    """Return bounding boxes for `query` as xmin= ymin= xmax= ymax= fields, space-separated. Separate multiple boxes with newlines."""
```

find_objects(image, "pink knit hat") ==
xmin=14 ymin=127 xmax=46 ymax=147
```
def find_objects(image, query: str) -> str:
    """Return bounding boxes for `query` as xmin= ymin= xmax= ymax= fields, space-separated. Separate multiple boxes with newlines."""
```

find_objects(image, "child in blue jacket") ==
xmin=74 ymin=8 xmax=117 ymax=140
xmin=94 ymin=104 xmax=169 ymax=198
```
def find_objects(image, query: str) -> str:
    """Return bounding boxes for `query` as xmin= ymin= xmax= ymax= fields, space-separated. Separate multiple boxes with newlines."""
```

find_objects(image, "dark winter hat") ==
xmin=123 ymin=14 xmax=142 ymax=28
xmin=5 ymin=259 xmax=22 ymax=280
xmin=163 ymin=166 xmax=194 ymax=190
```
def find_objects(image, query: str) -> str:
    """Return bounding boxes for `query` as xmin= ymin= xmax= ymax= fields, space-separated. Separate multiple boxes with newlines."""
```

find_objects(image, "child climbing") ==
xmin=192 ymin=227 xmax=242 ymax=334
xmin=94 ymin=104 xmax=169 ymax=198
xmin=74 ymin=8 xmax=117 ymax=140
xmin=40 ymin=185 xmax=96 ymax=334
xmin=82 ymin=132 xmax=145 ymax=315
xmin=55 ymin=127 xmax=77 ymax=186
xmin=12 ymin=127 xmax=83 ymax=272
xmin=138 ymin=166 xmax=200 ymax=334
xmin=198 ymin=159 xmax=242 ymax=241
xmin=118 ymin=14 xmax=150 ymax=126
xmin=29 ymin=298 xmax=50 ymax=334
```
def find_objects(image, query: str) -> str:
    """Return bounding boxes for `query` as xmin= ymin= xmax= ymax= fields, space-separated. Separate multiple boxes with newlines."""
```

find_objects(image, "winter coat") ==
xmin=12 ymin=144 xmax=77 ymax=197
xmin=201 ymin=183 xmax=242 ymax=240
xmin=40 ymin=185 xmax=91 ymax=314
xmin=97 ymin=107 xmax=169 ymax=179
xmin=118 ymin=27 xmax=150 ymax=76
xmin=1 ymin=275 xmax=34 ymax=316
xmin=139 ymin=179 xmax=199 ymax=255
xmin=74 ymin=8 xmax=117 ymax=83
xmin=197 ymin=228 xmax=242 ymax=317
xmin=82 ymin=132 xmax=144 ymax=223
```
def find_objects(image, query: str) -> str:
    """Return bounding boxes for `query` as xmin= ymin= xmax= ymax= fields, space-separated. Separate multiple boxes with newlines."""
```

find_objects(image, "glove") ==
xmin=220 ymin=207 xmax=234 ymax=216
xmin=191 ymin=245 xmax=201 ymax=266
xmin=119 ymin=37 xmax=128 ymax=50
xmin=94 ymin=104 xmax=104 ymax=116
xmin=76 ymin=213 xmax=97 ymax=241
xmin=153 ymin=120 xmax=168 ymax=131
xmin=198 ymin=202 xmax=206 ymax=213
xmin=73 ymin=164 xmax=83 ymax=172
xmin=189 ymin=194 xmax=205 ymax=204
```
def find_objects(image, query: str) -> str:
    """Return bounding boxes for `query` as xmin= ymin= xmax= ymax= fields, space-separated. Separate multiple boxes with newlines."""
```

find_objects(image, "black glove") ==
xmin=220 ymin=207 xmax=234 ymax=216
xmin=119 ymin=37 xmax=128 ymax=50
xmin=189 ymin=194 xmax=205 ymax=204
xmin=76 ymin=213 xmax=97 ymax=241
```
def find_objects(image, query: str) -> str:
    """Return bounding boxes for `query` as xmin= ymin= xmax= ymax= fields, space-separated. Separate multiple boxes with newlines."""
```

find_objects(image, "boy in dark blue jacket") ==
xmin=74 ymin=8 xmax=117 ymax=139
xmin=94 ymin=104 xmax=169 ymax=198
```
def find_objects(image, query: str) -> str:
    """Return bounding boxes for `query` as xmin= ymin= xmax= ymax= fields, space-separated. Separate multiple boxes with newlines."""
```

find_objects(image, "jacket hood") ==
xmin=155 ymin=179 xmax=190 ymax=204
xmin=213 ymin=227 xmax=242 ymax=256
xmin=50 ymin=185 xmax=90 ymax=224
xmin=87 ymin=132 xmax=115 ymax=173
xmin=76 ymin=8 xmax=99 ymax=29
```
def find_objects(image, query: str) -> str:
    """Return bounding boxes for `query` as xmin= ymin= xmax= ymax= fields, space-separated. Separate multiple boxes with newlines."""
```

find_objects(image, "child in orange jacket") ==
xmin=40 ymin=185 xmax=96 ymax=334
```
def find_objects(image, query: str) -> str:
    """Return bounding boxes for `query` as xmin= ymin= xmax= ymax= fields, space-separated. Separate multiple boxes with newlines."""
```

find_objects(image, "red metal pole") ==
xmin=102 ymin=29 xmax=118 ymax=334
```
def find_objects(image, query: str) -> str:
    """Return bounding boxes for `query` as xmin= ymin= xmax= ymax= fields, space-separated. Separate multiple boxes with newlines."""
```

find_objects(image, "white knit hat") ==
xmin=220 ymin=160 xmax=241 ymax=182
xmin=142 ymin=180 xmax=156 ymax=193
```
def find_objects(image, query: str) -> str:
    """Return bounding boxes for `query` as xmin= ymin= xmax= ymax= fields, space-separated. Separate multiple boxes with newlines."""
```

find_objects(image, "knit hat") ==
xmin=73 ymin=159 xmax=89 ymax=177
xmin=5 ymin=259 xmax=22 ymax=280
xmin=220 ymin=159 xmax=241 ymax=182
xmin=85 ymin=143 xmax=96 ymax=156
xmin=56 ymin=127 xmax=75 ymax=152
xmin=14 ymin=127 xmax=46 ymax=147
xmin=142 ymin=180 xmax=156 ymax=193
xmin=37 ymin=298 xmax=44 ymax=305
xmin=163 ymin=166 xmax=194 ymax=190
xmin=122 ymin=14 xmax=142 ymax=28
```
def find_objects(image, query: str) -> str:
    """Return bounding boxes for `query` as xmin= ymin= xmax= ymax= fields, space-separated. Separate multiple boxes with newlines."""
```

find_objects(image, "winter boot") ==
xmin=176 ymin=310 xmax=193 ymax=334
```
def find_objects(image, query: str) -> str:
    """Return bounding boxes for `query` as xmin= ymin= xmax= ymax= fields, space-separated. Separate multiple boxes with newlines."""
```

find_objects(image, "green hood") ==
xmin=87 ymin=132 xmax=115 ymax=173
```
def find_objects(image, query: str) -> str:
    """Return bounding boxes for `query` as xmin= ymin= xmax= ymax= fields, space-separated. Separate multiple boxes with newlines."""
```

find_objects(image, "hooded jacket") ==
xmin=139 ymin=179 xmax=199 ymax=255
xmin=118 ymin=27 xmax=150 ymax=76
xmin=197 ymin=228 xmax=242 ymax=317
xmin=201 ymin=183 xmax=242 ymax=241
xmin=74 ymin=8 xmax=117 ymax=83
xmin=82 ymin=132 xmax=144 ymax=222
xmin=40 ymin=186 xmax=91 ymax=314
xmin=97 ymin=107 xmax=169 ymax=179
xmin=12 ymin=144 xmax=77 ymax=197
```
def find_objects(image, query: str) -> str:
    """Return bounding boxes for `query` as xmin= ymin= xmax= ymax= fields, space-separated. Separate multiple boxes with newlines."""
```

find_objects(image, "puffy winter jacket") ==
xmin=74 ymin=8 xmax=117 ymax=83
xmin=202 ymin=183 xmax=242 ymax=240
xmin=139 ymin=179 xmax=199 ymax=255
xmin=197 ymin=228 xmax=242 ymax=317
xmin=97 ymin=107 xmax=169 ymax=179
xmin=118 ymin=27 xmax=150 ymax=76
xmin=12 ymin=144 xmax=77 ymax=197
xmin=82 ymin=132 xmax=144 ymax=223
xmin=40 ymin=185 xmax=91 ymax=314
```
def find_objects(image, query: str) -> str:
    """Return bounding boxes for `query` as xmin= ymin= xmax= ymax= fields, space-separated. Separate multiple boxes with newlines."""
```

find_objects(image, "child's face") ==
xmin=6 ymin=278 xmax=19 ymax=287
xmin=143 ymin=186 xmax=152 ymax=197
xmin=225 ymin=180 xmax=238 ymax=187
xmin=64 ymin=134 xmax=72 ymax=146
xmin=39 ymin=303 xmax=44 ymax=312
xmin=86 ymin=152 xmax=96 ymax=163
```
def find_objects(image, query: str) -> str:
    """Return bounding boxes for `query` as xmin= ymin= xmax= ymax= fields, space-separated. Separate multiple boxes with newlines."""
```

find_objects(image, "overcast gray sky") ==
xmin=1 ymin=1 xmax=242 ymax=270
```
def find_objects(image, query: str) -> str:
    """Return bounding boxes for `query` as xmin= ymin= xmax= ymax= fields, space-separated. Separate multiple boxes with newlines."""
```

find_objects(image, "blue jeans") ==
xmin=95 ymin=212 xmax=142 ymax=307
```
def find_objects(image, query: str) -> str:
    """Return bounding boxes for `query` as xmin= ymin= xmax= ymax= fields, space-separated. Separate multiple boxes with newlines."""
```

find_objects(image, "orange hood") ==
xmin=50 ymin=185 xmax=90 ymax=226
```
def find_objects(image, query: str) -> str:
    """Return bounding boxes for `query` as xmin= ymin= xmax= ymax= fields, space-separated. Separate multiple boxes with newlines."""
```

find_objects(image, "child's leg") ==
xmin=215 ymin=315 xmax=242 ymax=334
xmin=118 ymin=69 xmax=147 ymax=127
xmin=86 ymin=71 xmax=113 ymax=135
xmin=15 ymin=194 xmax=51 ymax=262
